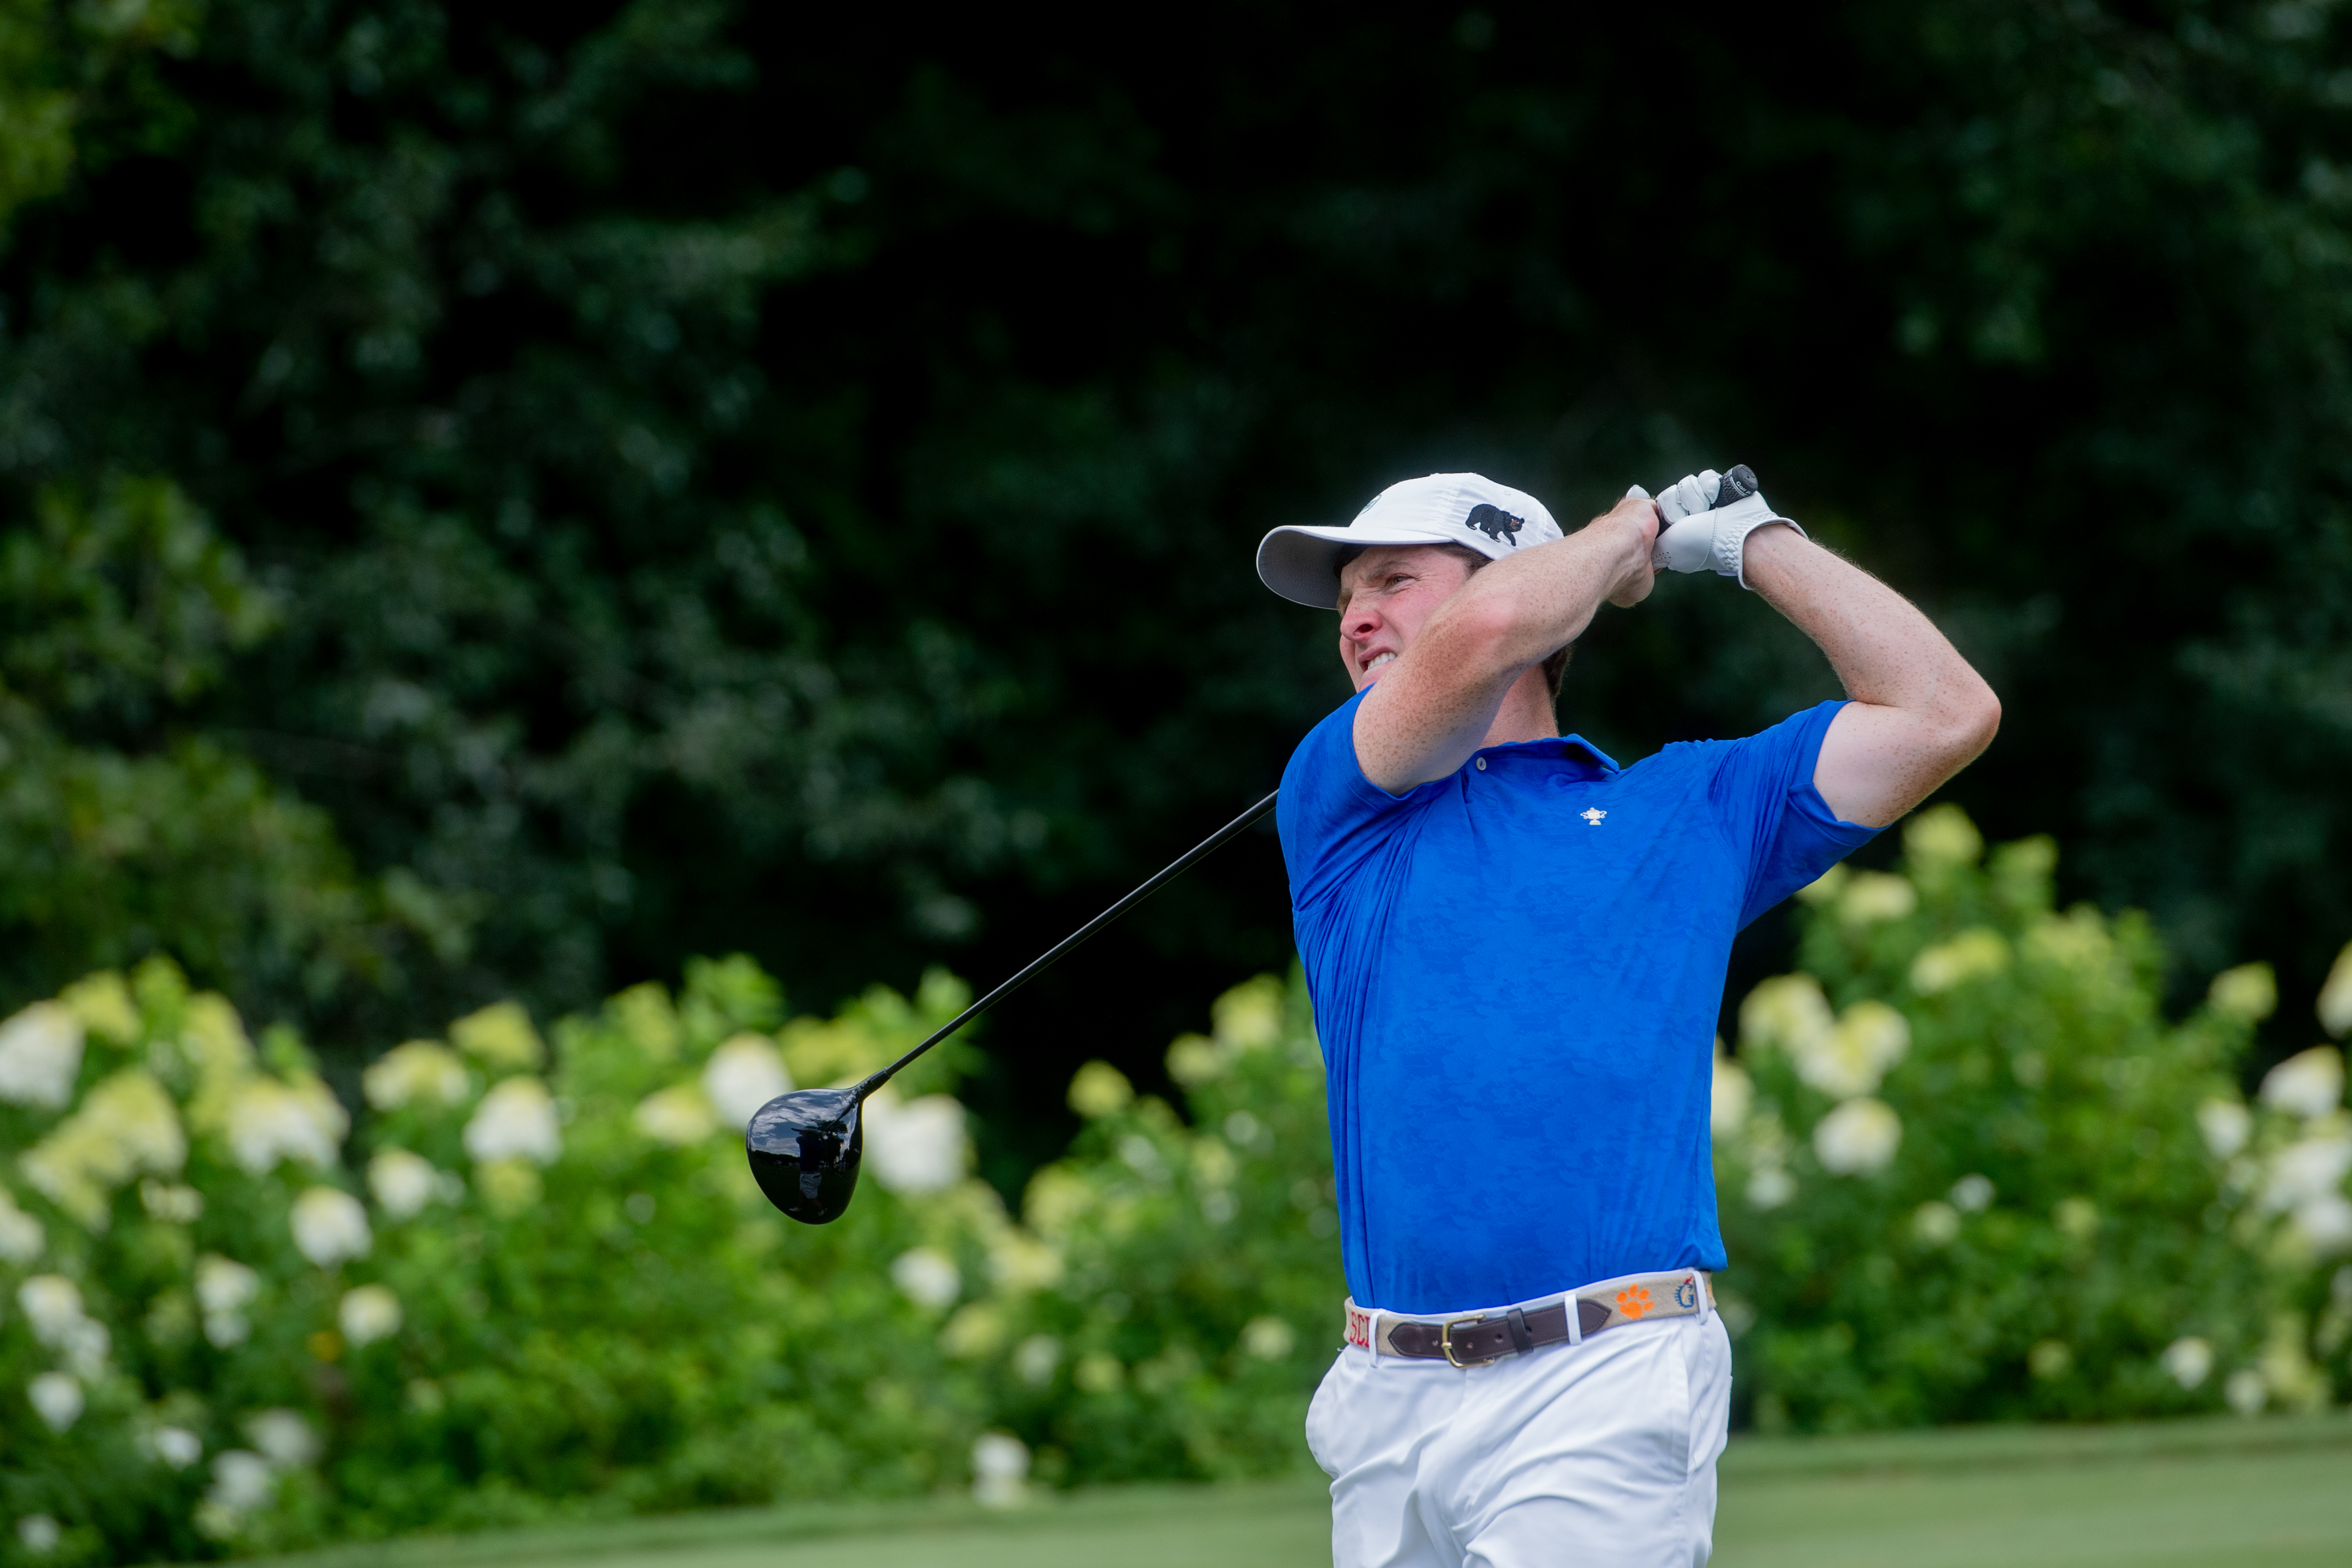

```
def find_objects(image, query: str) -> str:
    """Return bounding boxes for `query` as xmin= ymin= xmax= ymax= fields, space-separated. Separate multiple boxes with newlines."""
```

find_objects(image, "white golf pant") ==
xmin=1304 ymin=1311 xmax=1731 ymax=1568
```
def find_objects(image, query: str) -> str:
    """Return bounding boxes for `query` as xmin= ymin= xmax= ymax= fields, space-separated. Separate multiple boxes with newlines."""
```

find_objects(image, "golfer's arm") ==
xmin=1742 ymin=526 xmax=2000 ymax=829
xmin=1355 ymin=505 xmax=1652 ymax=792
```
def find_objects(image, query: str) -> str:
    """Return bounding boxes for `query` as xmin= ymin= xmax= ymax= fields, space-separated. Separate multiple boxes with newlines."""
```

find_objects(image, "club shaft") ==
xmin=853 ymin=788 xmax=1281 ymax=1098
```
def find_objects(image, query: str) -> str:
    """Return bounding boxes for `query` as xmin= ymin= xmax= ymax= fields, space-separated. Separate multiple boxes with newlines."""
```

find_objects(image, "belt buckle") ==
xmin=1438 ymin=1313 xmax=1492 ymax=1368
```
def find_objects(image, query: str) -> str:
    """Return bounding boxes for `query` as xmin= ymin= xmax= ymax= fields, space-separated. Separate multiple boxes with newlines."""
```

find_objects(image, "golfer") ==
xmin=1256 ymin=468 xmax=1998 ymax=1567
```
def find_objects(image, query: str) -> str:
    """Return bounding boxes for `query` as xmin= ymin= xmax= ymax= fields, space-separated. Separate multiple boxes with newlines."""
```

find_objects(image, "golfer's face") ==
xmin=1336 ymin=546 xmax=1477 ymax=693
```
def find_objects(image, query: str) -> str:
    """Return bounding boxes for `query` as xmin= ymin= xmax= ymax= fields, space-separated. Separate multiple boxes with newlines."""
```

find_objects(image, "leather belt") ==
xmin=1343 ymin=1270 xmax=1714 ymax=1368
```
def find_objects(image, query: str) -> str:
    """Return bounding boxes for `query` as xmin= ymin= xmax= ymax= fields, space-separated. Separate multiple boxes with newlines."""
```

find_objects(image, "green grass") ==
xmin=231 ymin=1413 xmax=2352 ymax=1568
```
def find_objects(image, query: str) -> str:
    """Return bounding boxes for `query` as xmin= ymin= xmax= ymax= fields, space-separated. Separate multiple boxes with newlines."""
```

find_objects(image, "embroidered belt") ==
xmin=1342 ymin=1269 xmax=1714 ymax=1368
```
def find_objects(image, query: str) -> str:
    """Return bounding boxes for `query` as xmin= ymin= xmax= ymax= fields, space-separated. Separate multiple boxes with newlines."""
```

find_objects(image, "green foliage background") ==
xmin=2 ymin=0 xmax=2352 ymax=1174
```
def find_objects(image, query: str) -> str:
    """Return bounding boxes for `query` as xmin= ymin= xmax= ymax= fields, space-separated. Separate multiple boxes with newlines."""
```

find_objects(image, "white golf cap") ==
xmin=1255 ymin=472 xmax=1564 ymax=609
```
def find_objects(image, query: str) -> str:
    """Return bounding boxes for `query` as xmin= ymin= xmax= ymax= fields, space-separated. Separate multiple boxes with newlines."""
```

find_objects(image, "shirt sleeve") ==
xmin=1277 ymin=688 xmax=1439 ymax=912
xmin=1708 ymin=699 xmax=1883 ymax=929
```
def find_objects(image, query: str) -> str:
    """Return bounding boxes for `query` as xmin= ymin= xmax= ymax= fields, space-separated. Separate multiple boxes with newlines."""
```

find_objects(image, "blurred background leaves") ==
xmin=1 ymin=0 xmax=2350 ymax=1184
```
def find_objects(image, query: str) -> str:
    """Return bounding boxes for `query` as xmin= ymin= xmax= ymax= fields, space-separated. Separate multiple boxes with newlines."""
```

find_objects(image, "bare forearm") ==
xmin=1742 ymin=528 xmax=1967 ymax=710
xmin=1436 ymin=511 xmax=1651 ymax=672
xmin=1742 ymin=525 xmax=2000 ymax=827
xmin=1354 ymin=501 xmax=1654 ymax=791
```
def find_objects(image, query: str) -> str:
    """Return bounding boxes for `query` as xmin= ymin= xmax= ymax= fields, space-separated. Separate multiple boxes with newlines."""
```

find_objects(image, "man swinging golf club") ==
xmin=1257 ymin=466 xmax=1999 ymax=1567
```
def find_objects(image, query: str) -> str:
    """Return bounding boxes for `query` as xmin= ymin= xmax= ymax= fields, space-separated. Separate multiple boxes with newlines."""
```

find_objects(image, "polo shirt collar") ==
xmin=1475 ymin=733 xmax=1618 ymax=777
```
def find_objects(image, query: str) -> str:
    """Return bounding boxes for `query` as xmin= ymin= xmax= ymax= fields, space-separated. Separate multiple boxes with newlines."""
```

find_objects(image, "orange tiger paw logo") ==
xmin=1615 ymin=1286 xmax=1652 ymax=1320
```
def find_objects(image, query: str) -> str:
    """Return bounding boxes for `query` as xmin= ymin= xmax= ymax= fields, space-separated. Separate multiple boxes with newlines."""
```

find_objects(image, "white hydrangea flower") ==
xmin=245 ymin=1409 xmax=319 ymax=1467
xmin=367 ymin=1149 xmax=439 ymax=1221
xmin=2024 ymin=911 xmax=2114 ymax=974
xmin=1746 ymin=1167 xmax=1796 ymax=1209
xmin=1949 ymin=1173 xmax=1996 ymax=1212
xmin=1839 ymin=872 xmax=1918 ymax=926
xmin=1213 ymin=979 xmax=1284 ymax=1049
xmin=1909 ymin=928 xmax=2011 ymax=994
xmin=988 ymin=1232 xmax=1064 ymax=1293
xmin=225 ymin=1077 xmax=347 ymax=1174
xmin=21 ymin=1069 xmax=187 ymax=1226
xmin=289 ymin=1187 xmax=371 ymax=1267
xmin=1241 ymin=1315 xmax=1296 ymax=1360
xmin=2261 ymin=1132 xmax=2352 ymax=1214
xmin=1190 ymin=1138 xmax=1236 ymax=1188
xmin=1912 ymin=1201 xmax=1960 ymax=1246
xmin=1709 ymin=1046 xmax=1752 ymax=1140
xmin=28 ymin=1372 xmax=82 ymax=1431
xmin=2260 ymin=1047 xmax=2344 ymax=1120
xmin=890 ymin=1246 xmax=961 ymax=1309
xmin=2320 ymin=941 xmax=2352 ymax=1039
xmin=0 ymin=1188 xmax=45 ymax=1264
xmin=361 ymin=1041 xmax=473 ymax=1112
xmin=632 ymin=1084 xmax=717 ymax=1146
xmin=2197 ymin=1099 xmax=2252 ymax=1159
xmin=2206 ymin=962 xmax=2277 ymax=1022
xmin=1813 ymin=1098 xmax=1902 ymax=1175
xmin=701 ymin=1034 xmax=792 ymax=1130
xmin=196 ymin=1253 xmax=260 ymax=1348
xmin=18 ymin=1276 xmax=107 ymax=1367
xmin=1118 ymin=1135 xmax=1164 ymax=1180
xmin=448 ymin=1002 xmax=543 ymax=1072
xmin=102 ymin=1070 xmax=185 ymax=1165
xmin=970 ymin=1432 xmax=1030 ymax=1510
xmin=1785 ymin=1000 xmax=1909 ymax=1101
xmin=17 ymin=1276 xmax=107 ymax=1374
xmin=1740 ymin=974 xmax=1834 ymax=1058
xmin=864 ymin=1093 xmax=967 ymax=1194
xmin=195 ymin=1254 xmax=260 ymax=1314
xmin=461 ymin=1077 xmax=561 ymax=1165
xmin=1903 ymin=803 xmax=1983 ymax=866
xmin=152 ymin=1425 xmax=203 ymax=1470
xmin=16 ymin=1513 xmax=59 ymax=1553
xmin=1066 ymin=1060 xmax=1134 ymax=1118
xmin=140 ymin=1180 xmax=204 ymax=1223
xmin=339 ymin=1284 xmax=402 ymax=1347
xmin=207 ymin=1449 xmax=276 ymax=1512
xmin=2161 ymin=1336 xmax=2213 ymax=1390
xmin=2053 ymin=1196 xmax=2100 ymax=1241
xmin=0 ymin=1002 xmax=85 ymax=1109
xmin=2292 ymin=1193 xmax=2352 ymax=1256
xmin=1013 ymin=1334 xmax=1061 ymax=1387
xmin=14 ymin=1279 xmax=76 ymax=1335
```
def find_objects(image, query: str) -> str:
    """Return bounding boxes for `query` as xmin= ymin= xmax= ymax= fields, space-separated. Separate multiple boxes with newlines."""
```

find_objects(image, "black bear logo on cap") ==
xmin=1465 ymin=503 xmax=1526 ymax=544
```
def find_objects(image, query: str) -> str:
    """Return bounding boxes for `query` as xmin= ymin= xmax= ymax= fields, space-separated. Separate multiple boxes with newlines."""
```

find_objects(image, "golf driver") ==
xmin=747 ymin=787 xmax=1282 ymax=1224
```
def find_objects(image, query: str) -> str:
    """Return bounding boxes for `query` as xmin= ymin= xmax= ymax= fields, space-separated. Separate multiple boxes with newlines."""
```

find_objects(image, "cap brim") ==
xmin=1255 ymin=523 xmax=1466 ymax=609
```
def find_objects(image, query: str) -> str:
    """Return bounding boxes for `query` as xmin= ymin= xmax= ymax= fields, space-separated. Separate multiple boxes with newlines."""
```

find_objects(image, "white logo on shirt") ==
xmin=1581 ymin=808 xmax=1607 ymax=827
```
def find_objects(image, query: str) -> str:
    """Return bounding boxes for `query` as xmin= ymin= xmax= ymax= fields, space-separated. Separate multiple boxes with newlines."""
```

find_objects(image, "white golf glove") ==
xmin=1636 ymin=464 xmax=1804 ymax=588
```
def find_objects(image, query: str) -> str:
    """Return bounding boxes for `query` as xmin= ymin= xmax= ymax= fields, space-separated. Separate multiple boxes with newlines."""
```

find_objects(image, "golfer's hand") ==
xmin=1598 ymin=490 xmax=1661 ymax=607
xmin=1648 ymin=465 xmax=1804 ymax=588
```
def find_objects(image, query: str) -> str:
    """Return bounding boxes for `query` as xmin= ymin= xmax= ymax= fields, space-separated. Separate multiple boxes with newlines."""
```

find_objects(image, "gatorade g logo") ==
xmin=1465 ymin=503 xmax=1526 ymax=544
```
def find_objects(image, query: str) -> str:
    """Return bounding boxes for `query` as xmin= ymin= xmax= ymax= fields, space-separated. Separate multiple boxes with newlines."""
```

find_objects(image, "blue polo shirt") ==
xmin=1279 ymin=694 xmax=1877 ymax=1315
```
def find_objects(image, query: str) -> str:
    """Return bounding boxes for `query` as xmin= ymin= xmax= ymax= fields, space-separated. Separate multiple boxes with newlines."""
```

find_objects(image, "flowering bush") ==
xmin=2 ymin=824 xmax=2349 ymax=1561
xmin=0 ymin=957 xmax=1024 ymax=1563
xmin=1712 ymin=806 xmax=2352 ymax=1430
xmin=916 ymin=975 xmax=1342 ymax=1488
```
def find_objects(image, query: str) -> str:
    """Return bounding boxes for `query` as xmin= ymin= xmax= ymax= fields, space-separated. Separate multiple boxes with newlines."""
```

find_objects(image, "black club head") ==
xmin=746 ymin=1087 xmax=865 ymax=1224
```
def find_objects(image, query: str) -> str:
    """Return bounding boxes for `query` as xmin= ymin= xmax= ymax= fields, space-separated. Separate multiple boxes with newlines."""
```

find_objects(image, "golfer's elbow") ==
xmin=1929 ymin=673 xmax=2001 ymax=774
